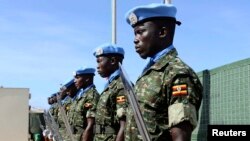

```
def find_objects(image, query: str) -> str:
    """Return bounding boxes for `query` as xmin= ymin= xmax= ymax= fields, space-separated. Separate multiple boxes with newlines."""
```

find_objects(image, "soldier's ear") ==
xmin=159 ymin=27 xmax=167 ymax=38
xmin=110 ymin=56 xmax=117 ymax=65
xmin=85 ymin=78 xmax=89 ymax=82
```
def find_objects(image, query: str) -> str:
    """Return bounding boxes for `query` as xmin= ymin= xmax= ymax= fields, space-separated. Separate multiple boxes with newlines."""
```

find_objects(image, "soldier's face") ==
xmin=133 ymin=21 xmax=160 ymax=59
xmin=48 ymin=98 xmax=52 ymax=104
xmin=68 ymin=85 xmax=77 ymax=97
xmin=74 ymin=75 xmax=86 ymax=89
xmin=53 ymin=96 xmax=57 ymax=102
xmin=96 ymin=56 xmax=112 ymax=78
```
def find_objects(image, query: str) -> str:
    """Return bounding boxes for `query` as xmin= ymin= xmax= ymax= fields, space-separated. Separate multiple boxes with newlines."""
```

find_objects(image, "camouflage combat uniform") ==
xmin=94 ymin=74 xmax=128 ymax=141
xmin=49 ymin=103 xmax=59 ymax=123
xmin=57 ymin=96 xmax=73 ymax=140
xmin=125 ymin=48 xmax=203 ymax=141
xmin=68 ymin=85 xmax=100 ymax=141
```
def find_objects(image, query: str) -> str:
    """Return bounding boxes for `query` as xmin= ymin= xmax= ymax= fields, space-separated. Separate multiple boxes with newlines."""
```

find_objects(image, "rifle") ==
xmin=43 ymin=110 xmax=51 ymax=135
xmin=47 ymin=110 xmax=63 ymax=141
xmin=57 ymin=94 xmax=75 ymax=141
xmin=119 ymin=63 xmax=151 ymax=141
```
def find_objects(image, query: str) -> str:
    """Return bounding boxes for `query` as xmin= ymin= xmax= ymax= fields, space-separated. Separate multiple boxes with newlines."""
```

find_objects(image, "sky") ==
xmin=0 ymin=0 xmax=249 ymax=109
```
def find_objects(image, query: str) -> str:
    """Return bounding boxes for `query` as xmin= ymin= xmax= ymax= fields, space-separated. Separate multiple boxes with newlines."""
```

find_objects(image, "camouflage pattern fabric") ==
xmin=64 ymin=96 xmax=73 ymax=115
xmin=57 ymin=96 xmax=73 ymax=141
xmin=125 ymin=48 xmax=203 ymax=141
xmin=49 ymin=103 xmax=59 ymax=123
xmin=68 ymin=86 xmax=100 ymax=141
xmin=94 ymin=76 xmax=128 ymax=141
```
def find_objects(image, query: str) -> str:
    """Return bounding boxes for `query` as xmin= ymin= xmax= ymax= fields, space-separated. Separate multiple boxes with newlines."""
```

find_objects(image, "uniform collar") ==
xmin=77 ymin=84 xmax=95 ymax=99
xmin=139 ymin=47 xmax=178 ymax=78
xmin=104 ymin=69 xmax=120 ymax=90
xmin=151 ymin=45 xmax=174 ymax=62
xmin=142 ymin=45 xmax=174 ymax=73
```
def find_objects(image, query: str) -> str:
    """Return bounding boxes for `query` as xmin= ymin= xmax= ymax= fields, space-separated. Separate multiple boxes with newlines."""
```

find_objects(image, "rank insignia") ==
xmin=172 ymin=84 xmax=187 ymax=96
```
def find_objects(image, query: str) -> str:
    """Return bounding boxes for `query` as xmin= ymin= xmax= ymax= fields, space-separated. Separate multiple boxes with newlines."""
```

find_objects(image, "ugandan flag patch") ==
xmin=116 ymin=96 xmax=126 ymax=103
xmin=172 ymin=84 xmax=188 ymax=96
xmin=84 ymin=103 xmax=92 ymax=108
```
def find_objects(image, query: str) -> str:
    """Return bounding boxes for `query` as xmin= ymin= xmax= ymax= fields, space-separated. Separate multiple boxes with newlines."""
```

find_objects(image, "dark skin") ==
xmin=96 ymin=55 xmax=125 ymax=141
xmin=133 ymin=20 xmax=174 ymax=59
xmin=67 ymin=84 xmax=78 ymax=98
xmin=60 ymin=84 xmax=77 ymax=112
xmin=82 ymin=117 xmax=94 ymax=141
xmin=133 ymin=20 xmax=192 ymax=141
xmin=74 ymin=75 xmax=94 ymax=90
xmin=59 ymin=88 xmax=68 ymax=101
xmin=74 ymin=74 xmax=95 ymax=141
xmin=96 ymin=56 xmax=115 ymax=78
xmin=52 ymin=95 xmax=57 ymax=103
xmin=48 ymin=97 xmax=53 ymax=105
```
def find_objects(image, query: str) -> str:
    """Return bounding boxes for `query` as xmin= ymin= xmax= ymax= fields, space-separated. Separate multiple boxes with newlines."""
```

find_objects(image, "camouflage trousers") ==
xmin=94 ymin=133 xmax=116 ymax=141
xmin=59 ymin=128 xmax=69 ymax=141
xmin=60 ymin=126 xmax=83 ymax=141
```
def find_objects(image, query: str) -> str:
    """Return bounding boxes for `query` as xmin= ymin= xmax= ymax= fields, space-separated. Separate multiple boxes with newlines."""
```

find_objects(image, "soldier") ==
xmin=43 ymin=97 xmax=53 ymax=141
xmin=67 ymin=67 xmax=100 ymax=141
xmin=61 ymin=79 xmax=78 ymax=116
xmin=93 ymin=43 xmax=128 ymax=141
xmin=50 ymin=93 xmax=59 ymax=123
xmin=48 ymin=94 xmax=55 ymax=117
xmin=49 ymin=93 xmax=61 ymax=141
xmin=57 ymin=79 xmax=77 ymax=140
xmin=124 ymin=3 xmax=203 ymax=141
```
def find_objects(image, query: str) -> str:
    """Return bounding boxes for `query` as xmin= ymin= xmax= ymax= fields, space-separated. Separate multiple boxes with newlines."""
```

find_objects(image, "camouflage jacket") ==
xmin=125 ymin=48 xmax=203 ymax=141
xmin=94 ymin=75 xmax=128 ymax=140
xmin=49 ymin=103 xmax=59 ymax=123
xmin=57 ymin=96 xmax=73 ymax=128
xmin=68 ymin=86 xmax=100 ymax=129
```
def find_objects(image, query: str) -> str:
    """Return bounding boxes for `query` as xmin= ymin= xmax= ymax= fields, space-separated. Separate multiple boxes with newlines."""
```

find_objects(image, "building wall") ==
xmin=209 ymin=58 xmax=250 ymax=125
xmin=0 ymin=88 xmax=29 ymax=141
xmin=191 ymin=58 xmax=250 ymax=141
xmin=192 ymin=70 xmax=210 ymax=141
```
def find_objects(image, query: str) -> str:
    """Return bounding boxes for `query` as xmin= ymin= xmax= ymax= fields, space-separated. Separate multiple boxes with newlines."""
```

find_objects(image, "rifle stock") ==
xmin=47 ymin=110 xmax=63 ymax=141
xmin=119 ymin=63 xmax=151 ymax=141
xmin=57 ymin=95 xmax=75 ymax=141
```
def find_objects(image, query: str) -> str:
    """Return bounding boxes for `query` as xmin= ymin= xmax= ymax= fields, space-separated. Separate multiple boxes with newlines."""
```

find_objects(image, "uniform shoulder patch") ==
xmin=172 ymin=84 xmax=187 ymax=96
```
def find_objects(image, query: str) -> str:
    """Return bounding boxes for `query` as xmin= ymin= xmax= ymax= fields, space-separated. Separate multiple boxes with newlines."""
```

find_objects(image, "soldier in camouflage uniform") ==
xmin=50 ymin=93 xmax=59 ymax=123
xmin=57 ymin=79 xmax=77 ymax=141
xmin=43 ymin=96 xmax=53 ymax=141
xmin=124 ymin=3 xmax=203 ymax=141
xmin=45 ymin=93 xmax=59 ymax=141
xmin=67 ymin=67 xmax=100 ymax=141
xmin=93 ymin=43 xmax=128 ymax=141
xmin=47 ymin=96 xmax=54 ymax=118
